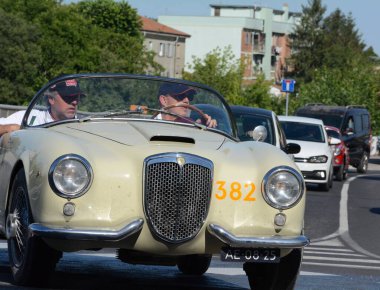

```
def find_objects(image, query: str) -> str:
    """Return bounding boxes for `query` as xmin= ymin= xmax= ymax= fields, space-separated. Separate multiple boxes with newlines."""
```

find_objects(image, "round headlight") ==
xmin=262 ymin=166 xmax=304 ymax=209
xmin=49 ymin=154 xmax=93 ymax=198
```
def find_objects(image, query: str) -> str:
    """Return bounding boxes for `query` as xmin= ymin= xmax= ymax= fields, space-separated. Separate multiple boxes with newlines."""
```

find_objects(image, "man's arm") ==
xmin=0 ymin=124 xmax=20 ymax=136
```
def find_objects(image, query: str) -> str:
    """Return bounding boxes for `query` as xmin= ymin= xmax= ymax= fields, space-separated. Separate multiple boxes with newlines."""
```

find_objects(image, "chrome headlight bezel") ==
xmin=262 ymin=166 xmax=304 ymax=210
xmin=48 ymin=154 xmax=93 ymax=199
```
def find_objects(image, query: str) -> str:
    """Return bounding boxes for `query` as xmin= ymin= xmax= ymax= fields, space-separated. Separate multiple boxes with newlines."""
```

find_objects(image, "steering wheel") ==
xmin=162 ymin=102 xmax=209 ymax=125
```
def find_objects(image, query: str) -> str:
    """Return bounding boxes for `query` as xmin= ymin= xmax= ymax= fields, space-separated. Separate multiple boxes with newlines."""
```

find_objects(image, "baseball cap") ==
xmin=158 ymin=83 xmax=197 ymax=101
xmin=49 ymin=79 xmax=83 ymax=97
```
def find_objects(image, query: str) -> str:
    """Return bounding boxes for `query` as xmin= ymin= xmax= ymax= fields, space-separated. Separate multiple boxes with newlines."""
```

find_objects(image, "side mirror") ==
xmin=247 ymin=125 xmax=267 ymax=142
xmin=329 ymin=137 xmax=341 ymax=145
xmin=285 ymin=142 xmax=301 ymax=154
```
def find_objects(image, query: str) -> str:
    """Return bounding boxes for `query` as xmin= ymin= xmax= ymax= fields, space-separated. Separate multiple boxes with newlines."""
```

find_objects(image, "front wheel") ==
xmin=357 ymin=152 xmax=369 ymax=173
xmin=244 ymin=249 xmax=302 ymax=290
xmin=177 ymin=254 xmax=211 ymax=275
xmin=7 ymin=169 xmax=62 ymax=286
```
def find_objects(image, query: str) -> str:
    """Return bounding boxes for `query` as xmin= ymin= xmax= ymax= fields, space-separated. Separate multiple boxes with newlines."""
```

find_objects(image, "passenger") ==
xmin=157 ymin=83 xmax=217 ymax=128
xmin=0 ymin=79 xmax=82 ymax=136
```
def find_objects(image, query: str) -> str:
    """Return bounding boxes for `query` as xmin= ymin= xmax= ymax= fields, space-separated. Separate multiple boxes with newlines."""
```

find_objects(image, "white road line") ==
xmin=207 ymin=267 xmax=338 ymax=277
xmin=305 ymin=247 xmax=353 ymax=253
xmin=305 ymin=250 xmax=364 ymax=257
xmin=303 ymin=261 xmax=380 ymax=270
xmin=303 ymin=255 xmax=380 ymax=264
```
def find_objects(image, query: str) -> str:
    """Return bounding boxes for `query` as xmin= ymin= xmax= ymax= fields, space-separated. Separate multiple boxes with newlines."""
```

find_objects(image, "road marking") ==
xmin=207 ymin=267 xmax=338 ymax=277
xmin=306 ymin=246 xmax=353 ymax=253
xmin=303 ymin=255 xmax=380 ymax=264
xmin=303 ymin=262 xmax=380 ymax=270
xmin=305 ymin=250 xmax=364 ymax=257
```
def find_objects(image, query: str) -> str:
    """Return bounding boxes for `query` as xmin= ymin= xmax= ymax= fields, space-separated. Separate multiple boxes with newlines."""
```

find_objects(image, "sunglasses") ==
xmin=60 ymin=94 xmax=81 ymax=104
xmin=170 ymin=94 xmax=194 ymax=102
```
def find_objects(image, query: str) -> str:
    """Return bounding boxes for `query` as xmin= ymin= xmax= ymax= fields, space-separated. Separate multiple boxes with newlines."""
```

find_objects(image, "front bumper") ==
xmin=208 ymin=224 xmax=309 ymax=248
xmin=28 ymin=220 xmax=309 ymax=249
xmin=29 ymin=218 xmax=144 ymax=241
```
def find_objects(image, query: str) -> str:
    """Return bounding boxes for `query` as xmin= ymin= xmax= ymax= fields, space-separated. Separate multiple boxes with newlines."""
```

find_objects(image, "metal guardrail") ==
xmin=0 ymin=104 xmax=27 ymax=118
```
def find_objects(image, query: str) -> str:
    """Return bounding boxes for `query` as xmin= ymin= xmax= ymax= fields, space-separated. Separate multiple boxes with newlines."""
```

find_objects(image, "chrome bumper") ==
xmin=29 ymin=218 xmax=144 ymax=242
xmin=208 ymin=224 xmax=309 ymax=248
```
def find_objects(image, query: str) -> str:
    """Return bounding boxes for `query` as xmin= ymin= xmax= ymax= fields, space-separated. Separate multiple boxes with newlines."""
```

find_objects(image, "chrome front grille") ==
xmin=144 ymin=153 xmax=213 ymax=243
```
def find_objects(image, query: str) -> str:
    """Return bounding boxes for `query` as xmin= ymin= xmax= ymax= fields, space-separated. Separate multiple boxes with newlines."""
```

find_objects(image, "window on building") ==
xmin=214 ymin=8 xmax=220 ymax=16
xmin=245 ymin=32 xmax=250 ymax=45
xmin=159 ymin=43 xmax=165 ymax=57
xmin=166 ymin=43 xmax=173 ymax=57
xmin=148 ymin=41 xmax=153 ymax=51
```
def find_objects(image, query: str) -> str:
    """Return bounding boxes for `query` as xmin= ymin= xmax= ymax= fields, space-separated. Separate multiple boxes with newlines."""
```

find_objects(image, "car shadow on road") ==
xmin=370 ymin=208 xmax=380 ymax=215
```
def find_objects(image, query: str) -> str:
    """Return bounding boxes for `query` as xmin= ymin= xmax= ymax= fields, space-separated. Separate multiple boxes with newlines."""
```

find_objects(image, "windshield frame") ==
xmin=21 ymin=73 xmax=238 ymax=139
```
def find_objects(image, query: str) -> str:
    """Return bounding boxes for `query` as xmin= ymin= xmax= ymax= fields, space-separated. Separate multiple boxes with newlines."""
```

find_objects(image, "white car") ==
xmin=279 ymin=116 xmax=340 ymax=191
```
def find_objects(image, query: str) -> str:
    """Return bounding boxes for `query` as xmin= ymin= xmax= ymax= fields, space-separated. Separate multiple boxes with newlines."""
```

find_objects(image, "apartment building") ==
xmin=140 ymin=16 xmax=190 ymax=78
xmin=158 ymin=4 xmax=301 ymax=83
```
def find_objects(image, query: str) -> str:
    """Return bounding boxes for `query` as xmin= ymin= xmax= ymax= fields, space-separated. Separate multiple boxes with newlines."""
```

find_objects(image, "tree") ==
xmin=287 ymin=0 xmax=327 ymax=82
xmin=183 ymin=46 xmax=244 ymax=104
xmin=296 ymin=65 xmax=380 ymax=133
xmin=322 ymin=9 xmax=375 ymax=69
xmin=239 ymin=75 xmax=273 ymax=108
xmin=77 ymin=0 xmax=141 ymax=36
xmin=0 ymin=9 xmax=43 ymax=105
xmin=0 ymin=0 xmax=163 ymax=104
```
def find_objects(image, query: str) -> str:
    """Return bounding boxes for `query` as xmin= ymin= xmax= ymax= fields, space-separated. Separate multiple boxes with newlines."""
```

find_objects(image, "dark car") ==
xmin=295 ymin=104 xmax=371 ymax=173
xmin=325 ymin=125 xmax=350 ymax=181
xmin=231 ymin=105 xmax=300 ymax=155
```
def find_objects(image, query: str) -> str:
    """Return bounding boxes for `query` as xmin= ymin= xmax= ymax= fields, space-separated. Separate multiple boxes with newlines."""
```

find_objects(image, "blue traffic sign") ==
xmin=281 ymin=79 xmax=295 ymax=92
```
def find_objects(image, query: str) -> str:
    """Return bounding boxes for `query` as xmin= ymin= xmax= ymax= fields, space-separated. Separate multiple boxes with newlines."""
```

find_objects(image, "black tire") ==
xmin=244 ymin=249 xmax=302 ymax=290
xmin=177 ymin=254 xmax=211 ymax=275
xmin=335 ymin=165 xmax=344 ymax=181
xmin=357 ymin=152 xmax=369 ymax=173
xmin=7 ymin=169 xmax=62 ymax=286
xmin=318 ymin=182 xmax=329 ymax=191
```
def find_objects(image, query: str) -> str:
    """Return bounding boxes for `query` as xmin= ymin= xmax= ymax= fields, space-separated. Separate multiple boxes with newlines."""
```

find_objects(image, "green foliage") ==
xmin=0 ymin=9 xmax=44 ymax=105
xmin=239 ymin=75 xmax=272 ymax=108
xmin=288 ymin=0 xmax=326 ymax=82
xmin=183 ymin=46 xmax=244 ymax=104
xmin=288 ymin=0 xmax=380 ymax=133
xmin=77 ymin=0 xmax=141 ymax=36
xmin=0 ymin=0 xmax=162 ymax=104
xmin=296 ymin=66 xmax=380 ymax=133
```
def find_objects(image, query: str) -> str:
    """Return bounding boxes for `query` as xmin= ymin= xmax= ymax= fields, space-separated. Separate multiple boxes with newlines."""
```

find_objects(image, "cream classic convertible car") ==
xmin=0 ymin=74 xmax=308 ymax=289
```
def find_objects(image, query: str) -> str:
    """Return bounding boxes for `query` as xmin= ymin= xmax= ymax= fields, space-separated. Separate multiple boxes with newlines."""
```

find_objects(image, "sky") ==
xmin=123 ymin=0 xmax=380 ymax=56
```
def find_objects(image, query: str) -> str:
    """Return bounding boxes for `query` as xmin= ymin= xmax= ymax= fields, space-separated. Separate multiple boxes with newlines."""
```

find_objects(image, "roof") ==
xmin=230 ymin=105 xmax=274 ymax=118
xmin=296 ymin=105 xmax=369 ymax=116
xmin=140 ymin=16 xmax=190 ymax=37
xmin=278 ymin=115 xmax=324 ymax=125
xmin=209 ymin=4 xmax=301 ymax=17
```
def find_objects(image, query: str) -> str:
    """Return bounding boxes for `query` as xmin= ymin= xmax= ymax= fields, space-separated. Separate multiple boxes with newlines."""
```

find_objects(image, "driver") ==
xmin=157 ymin=83 xmax=217 ymax=128
xmin=0 ymin=79 xmax=82 ymax=136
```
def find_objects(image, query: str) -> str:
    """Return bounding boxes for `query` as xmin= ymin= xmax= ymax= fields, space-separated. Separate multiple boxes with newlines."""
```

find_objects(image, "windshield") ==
xmin=281 ymin=121 xmax=325 ymax=143
xmin=23 ymin=74 xmax=234 ymax=136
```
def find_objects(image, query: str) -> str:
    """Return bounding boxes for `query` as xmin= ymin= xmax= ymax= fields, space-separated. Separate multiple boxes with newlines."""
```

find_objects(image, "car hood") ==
xmin=58 ymin=120 xmax=227 ymax=150
xmin=287 ymin=139 xmax=331 ymax=158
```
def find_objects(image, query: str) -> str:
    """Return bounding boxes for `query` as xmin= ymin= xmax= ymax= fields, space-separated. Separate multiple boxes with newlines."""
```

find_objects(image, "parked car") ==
xmin=295 ymin=104 xmax=371 ymax=173
xmin=279 ymin=116 xmax=340 ymax=191
xmin=0 ymin=74 xmax=308 ymax=289
xmin=325 ymin=125 xmax=350 ymax=181
xmin=230 ymin=105 xmax=300 ymax=155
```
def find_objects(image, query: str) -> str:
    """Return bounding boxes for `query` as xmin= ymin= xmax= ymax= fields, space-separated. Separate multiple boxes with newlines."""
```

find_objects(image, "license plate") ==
xmin=220 ymin=247 xmax=280 ymax=263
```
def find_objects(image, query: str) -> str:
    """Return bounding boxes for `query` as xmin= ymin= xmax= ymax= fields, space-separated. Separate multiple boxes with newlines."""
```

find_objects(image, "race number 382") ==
xmin=220 ymin=248 xmax=280 ymax=263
